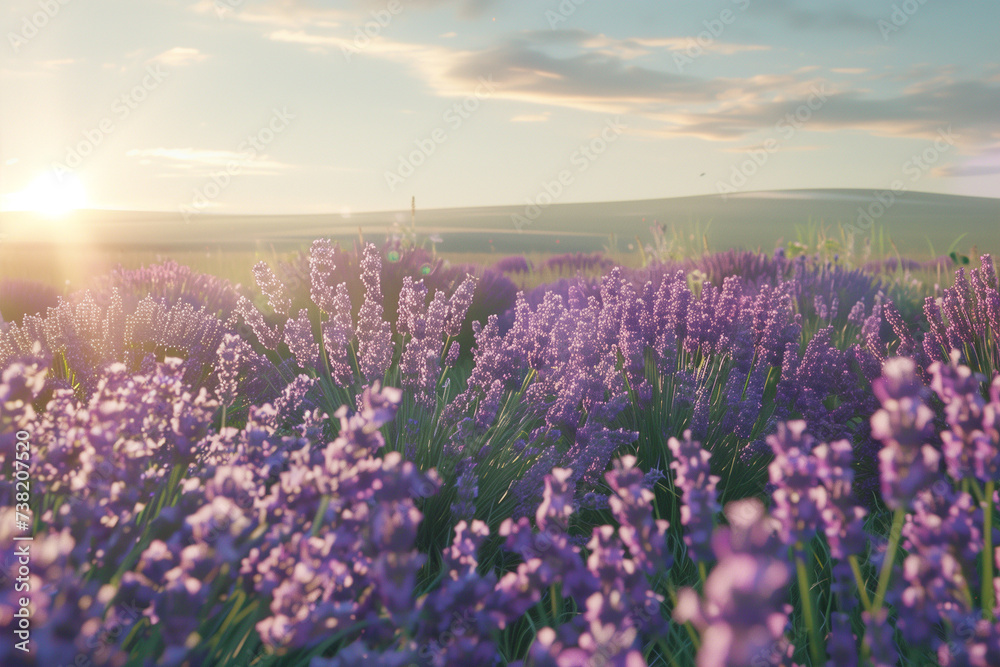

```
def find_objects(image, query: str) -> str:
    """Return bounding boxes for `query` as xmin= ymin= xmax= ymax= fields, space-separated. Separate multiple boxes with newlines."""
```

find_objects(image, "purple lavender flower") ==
xmin=308 ymin=237 xmax=340 ymax=313
xmin=321 ymin=281 xmax=355 ymax=385
xmin=847 ymin=298 xmax=867 ymax=327
xmin=252 ymin=260 xmax=291 ymax=317
xmin=767 ymin=421 xmax=826 ymax=551
xmin=930 ymin=351 xmax=999 ymax=483
xmin=452 ymin=457 xmax=479 ymax=521
xmin=826 ymin=612 xmax=857 ymax=667
xmin=674 ymin=498 xmax=793 ymax=667
xmin=247 ymin=383 xmax=440 ymax=650
xmin=668 ymin=430 xmax=719 ymax=563
xmin=356 ymin=244 xmax=394 ymax=383
xmin=893 ymin=485 xmax=982 ymax=644
xmin=605 ymin=455 xmax=671 ymax=579
xmin=493 ymin=254 xmax=532 ymax=275
xmin=870 ymin=357 xmax=940 ymax=509
xmin=813 ymin=439 xmax=868 ymax=565
xmin=283 ymin=308 xmax=320 ymax=371
xmin=93 ymin=259 xmax=246 ymax=318
xmin=862 ymin=609 xmax=898 ymax=667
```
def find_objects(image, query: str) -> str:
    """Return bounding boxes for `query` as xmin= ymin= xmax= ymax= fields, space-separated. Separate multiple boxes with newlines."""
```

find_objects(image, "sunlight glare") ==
xmin=11 ymin=170 xmax=87 ymax=217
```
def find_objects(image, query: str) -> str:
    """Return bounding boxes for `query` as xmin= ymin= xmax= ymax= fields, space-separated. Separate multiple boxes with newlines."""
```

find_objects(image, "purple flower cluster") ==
xmin=668 ymin=430 xmax=720 ymax=563
xmin=675 ymin=498 xmax=795 ymax=667
xmin=870 ymin=357 xmax=940 ymax=509
xmin=930 ymin=351 xmax=1000 ymax=483
xmin=0 ymin=286 xmax=281 ymax=404
xmin=767 ymin=421 xmax=825 ymax=551
xmin=920 ymin=254 xmax=1000 ymax=376
xmin=500 ymin=459 xmax=670 ymax=666
xmin=93 ymin=259 xmax=248 ymax=317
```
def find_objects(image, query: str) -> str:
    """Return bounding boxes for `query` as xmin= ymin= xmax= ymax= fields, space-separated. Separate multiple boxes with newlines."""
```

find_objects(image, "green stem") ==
xmin=310 ymin=495 xmax=330 ymax=537
xmin=984 ymin=481 xmax=995 ymax=621
xmin=667 ymin=585 xmax=701 ymax=651
xmin=796 ymin=552 xmax=824 ymax=666
xmin=849 ymin=554 xmax=873 ymax=611
xmin=872 ymin=508 xmax=906 ymax=612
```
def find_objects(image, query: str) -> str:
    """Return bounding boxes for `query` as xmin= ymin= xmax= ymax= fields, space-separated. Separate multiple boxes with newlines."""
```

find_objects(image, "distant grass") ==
xmin=0 ymin=217 xmax=983 ymax=301
xmin=0 ymin=244 xmax=265 ymax=293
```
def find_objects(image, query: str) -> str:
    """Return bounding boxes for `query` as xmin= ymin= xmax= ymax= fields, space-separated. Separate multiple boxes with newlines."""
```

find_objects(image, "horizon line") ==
xmin=2 ymin=186 xmax=997 ymax=219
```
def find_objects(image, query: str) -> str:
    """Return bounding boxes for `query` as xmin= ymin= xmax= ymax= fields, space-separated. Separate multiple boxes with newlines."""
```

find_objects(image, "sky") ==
xmin=1 ymin=0 xmax=998 ymax=215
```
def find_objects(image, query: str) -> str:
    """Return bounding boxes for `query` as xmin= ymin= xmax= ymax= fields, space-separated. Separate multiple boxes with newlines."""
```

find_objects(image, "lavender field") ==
xmin=1 ymin=231 xmax=999 ymax=666
xmin=3 ymin=0 xmax=1000 ymax=664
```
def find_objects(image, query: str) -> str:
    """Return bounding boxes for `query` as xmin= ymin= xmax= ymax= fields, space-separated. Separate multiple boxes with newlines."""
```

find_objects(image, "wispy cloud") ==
xmin=0 ymin=58 xmax=76 ymax=78
xmin=934 ymin=146 xmax=1000 ymax=177
xmin=750 ymin=0 xmax=876 ymax=31
xmin=192 ymin=0 xmax=346 ymax=27
xmin=527 ymin=30 xmax=772 ymax=60
xmin=358 ymin=0 xmax=497 ymax=19
xmin=152 ymin=47 xmax=208 ymax=67
xmin=510 ymin=112 xmax=550 ymax=122
xmin=126 ymin=147 xmax=291 ymax=175
xmin=655 ymin=75 xmax=1000 ymax=144
xmin=261 ymin=24 xmax=1000 ymax=147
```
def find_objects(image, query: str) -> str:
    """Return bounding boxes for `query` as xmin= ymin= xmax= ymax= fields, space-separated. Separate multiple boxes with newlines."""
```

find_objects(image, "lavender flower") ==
xmin=668 ymin=430 xmax=720 ymax=563
xmin=283 ymin=308 xmax=320 ymax=370
xmin=767 ymin=421 xmax=825 ymax=551
xmin=870 ymin=357 xmax=940 ymax=509
xmin=252 ymin=260 xmax=291 ymax=317
xmin=674 ymin=498 xmax=793 ymax=667
xmin=930 ymin=351 xmax=998 ymax=483
xmin=356 ymin=244 xmax=394 ymax=383
xmin=862 ymin=609 xmax=898 ymax=667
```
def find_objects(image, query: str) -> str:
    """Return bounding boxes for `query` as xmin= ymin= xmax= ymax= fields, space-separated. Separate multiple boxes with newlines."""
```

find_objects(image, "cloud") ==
xmin=659 ymin=77 xmax=1000 ymax=144
xmin=359 ymin=0 xmax=497 ymax=19
xmin=152 ymin=47 xmax=209 ymax=67
xmin=510 ymin=112 xmax=550 ymax=122
xmin=0 ymin=58 xmax=75 ymax=78
xmin=934 ymin=147 xmax=1000 ymax=177
xmin=198 ymin=0 xmax=493 ymax=22
xmin=525 ymin=29 xmax=772 ymax=60
xmin=193 ymin=0 xmax=346 ymax=27
xmin=723 ymin=143 xmax=820 ymax=153
xmin=751 ymin=0 xmax=875 ymax=31
xmin=937 ymin=164 xmax=1000 ymax=177
xmin=126 ymin=147 xmax=291 ymax=175
xmin=226 ymin=14 xmax=1000 ymax=147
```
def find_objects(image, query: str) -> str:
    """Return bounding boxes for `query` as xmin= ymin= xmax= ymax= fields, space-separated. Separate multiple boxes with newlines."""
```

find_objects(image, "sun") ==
xmin=8 ymin=170 xmax=87 ymax=217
